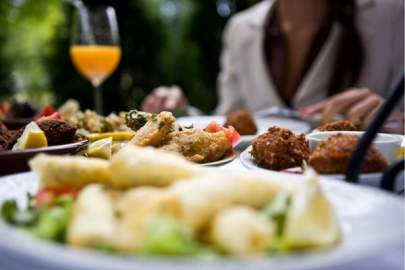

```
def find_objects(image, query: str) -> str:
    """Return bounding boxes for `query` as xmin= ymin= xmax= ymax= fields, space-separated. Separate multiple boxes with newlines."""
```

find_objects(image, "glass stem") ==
xmin=94 ymin=85 xmax=103 ymax=115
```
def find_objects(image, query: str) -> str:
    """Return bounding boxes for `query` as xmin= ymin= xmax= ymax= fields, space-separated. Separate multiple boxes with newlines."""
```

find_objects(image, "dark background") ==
xmin=0 ymin=0 xmax=260 ymax=114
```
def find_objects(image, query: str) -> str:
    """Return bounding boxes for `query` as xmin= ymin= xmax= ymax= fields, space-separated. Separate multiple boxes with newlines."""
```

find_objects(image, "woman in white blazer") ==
xmin=142 ymin=0 xmax=404 ymax=132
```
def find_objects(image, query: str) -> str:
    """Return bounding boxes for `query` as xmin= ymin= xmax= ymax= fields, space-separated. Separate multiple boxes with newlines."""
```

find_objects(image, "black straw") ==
xmin=380 ymin=160 xmax=405 ymax=191
xmin=345 ymin=74 xmax=404 ymax=183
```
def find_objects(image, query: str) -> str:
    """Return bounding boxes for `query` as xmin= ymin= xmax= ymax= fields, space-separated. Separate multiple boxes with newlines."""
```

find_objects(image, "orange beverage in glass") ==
xmin=70 ymin=45 xmax=121 ymax=87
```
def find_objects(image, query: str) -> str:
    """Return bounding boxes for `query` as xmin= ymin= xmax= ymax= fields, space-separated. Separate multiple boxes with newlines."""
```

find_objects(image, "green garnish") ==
xmin=125 ymin=110 xmax=149 ymax=131
xmin=143 ymin=217 xmax=215 ymax=257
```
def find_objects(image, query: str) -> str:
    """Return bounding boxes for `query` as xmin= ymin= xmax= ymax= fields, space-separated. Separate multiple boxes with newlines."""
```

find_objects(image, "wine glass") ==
xmin=70 ymin=4 xmax=121 ymax=115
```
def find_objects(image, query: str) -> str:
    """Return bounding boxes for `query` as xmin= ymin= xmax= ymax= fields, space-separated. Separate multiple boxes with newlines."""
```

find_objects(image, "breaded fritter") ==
xmin=37 ymin=119 xmax=77 ymax=146
xmin=308 ymin=134 xmax=388 ymax=174
xmin=160 ymin=128 xmax=231 ymax=163
xmin=251 ymin=127 xmax=309 ymax=171
xmin=317 ymin=120 xmax=359 ymax=132
xmin=130 ymin=111 xmax=176 ymax=147
xmin=224 ymin=110 xmax=258 ymax=135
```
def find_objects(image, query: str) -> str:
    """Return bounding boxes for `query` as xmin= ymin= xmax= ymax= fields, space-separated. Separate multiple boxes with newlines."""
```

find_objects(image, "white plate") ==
xmin=240 ymin=146 xmax=403 ymax=189
xmin=0 ymin=172 xmax=403 ymax=270
xmin=201 ymin=152 xmax=237 ymax=167
xmin=177 ymin=116 xmax=311 ymax=148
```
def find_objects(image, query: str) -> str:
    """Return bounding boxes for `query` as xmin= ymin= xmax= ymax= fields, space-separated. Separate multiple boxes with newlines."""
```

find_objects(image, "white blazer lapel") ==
xmin=292 ymin=24 xmax=343 ymax=108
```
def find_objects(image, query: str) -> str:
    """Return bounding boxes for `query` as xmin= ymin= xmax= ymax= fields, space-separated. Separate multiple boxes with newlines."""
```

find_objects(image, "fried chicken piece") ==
xmin=37 ymin=119 xmax=77 ymax=146
xmin=317 ymin=120 xmax=359 ymax=132
xmin=251 ymin=127 xmax=309 ymax=171
xmin=129 ymin=111 xmax=176 ymax=147
xmin=224 ymin=111 xmax=258 ymax=135
xmin=160 ymin=128 xmax=231 ymax=163
xmin=309 ymin=134 xmax=388 ymax=174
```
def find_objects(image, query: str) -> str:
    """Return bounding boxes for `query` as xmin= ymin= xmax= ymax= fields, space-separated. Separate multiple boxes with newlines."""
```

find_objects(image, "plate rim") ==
xmin=0 ymin=172 xmax=402 ymax=270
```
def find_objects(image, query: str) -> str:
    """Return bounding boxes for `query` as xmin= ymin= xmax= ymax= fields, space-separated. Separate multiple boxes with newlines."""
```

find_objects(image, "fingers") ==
xmin=141 ymin=86 xmax=187 ymax=113
xmin=346 ymin=94 xmax=384 ymax=125
xmin=320 ymin=88 xmax=371 ymax=123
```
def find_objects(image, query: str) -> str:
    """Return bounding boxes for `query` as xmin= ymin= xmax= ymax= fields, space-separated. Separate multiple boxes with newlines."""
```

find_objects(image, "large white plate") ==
xmin=240 ymin=146 xmax=404 ymax=189
xmin=0 ymin=172 xmax=403 ymax=270
xmin=177 ymin=116 xmax=311 ymax=148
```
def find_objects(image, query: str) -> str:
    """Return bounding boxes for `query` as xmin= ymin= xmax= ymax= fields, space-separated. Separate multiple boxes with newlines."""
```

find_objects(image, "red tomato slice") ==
xmin=40 ymin=105 xmax=56 ymax=117
xmin=36 ymin=112 xmax=61 ymax=122
xmin=205 ymin=121 xmax=241 ymax=146
xmin=35 ymin=187 xmax=79 ymax=207
xmin=35 ymin=190 xmax=55 ymax=207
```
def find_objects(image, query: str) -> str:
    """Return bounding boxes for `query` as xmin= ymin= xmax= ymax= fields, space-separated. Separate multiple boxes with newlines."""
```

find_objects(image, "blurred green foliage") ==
xmin=0 ymin=0 xmax=259 ymax=114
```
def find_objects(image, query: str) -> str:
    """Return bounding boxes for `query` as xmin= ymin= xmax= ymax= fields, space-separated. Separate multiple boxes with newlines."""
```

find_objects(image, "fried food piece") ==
xmin=209 ymin=206 xmax=274 ymax=255
xmin=159 ymin=129 xmax=232 ymax=163
xmin=37 ymin=119 xmax=77 ymax=146
xmin=308 ymin=134 xmax=388 ymax=174
xmin=68 ymin=184 xmax=117 ymax=247
xmin=317 ymin=120 xmax=359 ymax=132
xmin=129 ymin=111 xmax=175 ymax=147
xmin=110 ymin=145 xmax=201 ymax=188
xmin=29 ymin=154 xmax=112 ymax=189
xmin=224 ymin=110 xmax=258 ymax=135
xmin=0 ymin=122 xmax=13 ymax=151
xmin=251 ymin=127 xmax=309 ymax=171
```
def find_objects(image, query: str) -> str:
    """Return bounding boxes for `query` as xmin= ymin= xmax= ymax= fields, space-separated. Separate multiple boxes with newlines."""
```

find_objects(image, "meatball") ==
xmin=224 ymin=111 xmax=258 ymax=135
xmin=251 ymin=127 xmax=309 ymax=171
xmin=317 ymin=120 xmax=359 ymax=132
xmin=37 ymin=119 xmax=77 ymax=146
xmin=308 ymin=134 xmax=388 ymax=174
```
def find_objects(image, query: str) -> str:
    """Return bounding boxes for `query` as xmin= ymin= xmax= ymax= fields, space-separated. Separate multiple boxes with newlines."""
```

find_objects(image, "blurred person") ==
xmin=142 ymin=0 xmax=404 ymax=132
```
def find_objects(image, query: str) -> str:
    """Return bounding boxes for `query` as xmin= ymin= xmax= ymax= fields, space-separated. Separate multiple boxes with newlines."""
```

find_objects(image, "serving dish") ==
xmin=240 ymin=146 xmax=404 ymax=190
xmin=307 ymin=131 xmax=403 ymax=163
xmin=0 ymin=169 xmax=402 ymax=270
xmin=177 ymin=116 xmax=311 ymax=148
xmin=0 ymin=140 xmax=88 ymax=176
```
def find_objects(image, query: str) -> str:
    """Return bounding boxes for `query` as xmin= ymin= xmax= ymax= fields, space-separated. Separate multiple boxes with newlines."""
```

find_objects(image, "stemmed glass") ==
xmin=70 ymin=3 xmax=121 ymax=115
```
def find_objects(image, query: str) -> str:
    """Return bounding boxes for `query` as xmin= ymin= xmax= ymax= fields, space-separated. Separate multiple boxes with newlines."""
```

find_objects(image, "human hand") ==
xmin=141 ymin=86 xmax=188 ymax=114
xmin=301 ymin=88 xmax=402 ymax=131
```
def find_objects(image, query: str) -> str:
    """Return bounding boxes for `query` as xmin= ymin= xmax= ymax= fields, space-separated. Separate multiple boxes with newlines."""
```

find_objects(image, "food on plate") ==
xmin=0 ymin=122 xmax=13 ymax=150
xmin=209 ymin=206 xmax=274 ymax=255
xmin=308 ymin=134 xmax=388 ymax=174
xmin=12 ymin=122 xmax=48 ymax=150
xmin=36 ymin=119 xmax=77 ymax=146
xmin=224 ymin=110 xmax=258 ymax=135
xmin=86 ymin=131 xmax=134 ymax=142
xmin=129 ymin=111 xmax=176 ymax=147
xmin=127 ymin=112 xmax=239 ymax=164
xmin=87 ymin=137 xmax=113 ymax=160
xmin=160 ymin=128 xmax=231 ymax=163
xmin=317 ymin=120 xmax=359 ymax=132
xmin=58 ymin=99 xmax=129 ymax=133
xmin=251 ymin=127 xmax=309 ymax=171
xmin=29 ymin=154 xmax=112 ymax=189
xmin=3 ymin=146 xmax=340 ymax=258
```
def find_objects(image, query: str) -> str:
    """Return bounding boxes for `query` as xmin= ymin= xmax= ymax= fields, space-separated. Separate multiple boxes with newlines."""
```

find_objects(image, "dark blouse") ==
xmin=263 ymin=8 xmax=332 ymax=106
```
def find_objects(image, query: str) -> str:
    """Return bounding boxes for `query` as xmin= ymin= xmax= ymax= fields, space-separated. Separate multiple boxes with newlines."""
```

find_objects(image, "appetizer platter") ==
xmin=0 ymin=146 xmax=402 ymax=270
xmin=240 ymin=121 xmax=404 ymax=187
xmin=177 ymin=111 xmax=311 ymax=148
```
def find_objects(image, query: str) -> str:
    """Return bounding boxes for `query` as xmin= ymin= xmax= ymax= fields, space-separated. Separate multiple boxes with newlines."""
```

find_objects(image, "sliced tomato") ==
xmin=205 ymin=121 xmax=223 ymax=133
xmin=35 ymin=190 xmax=56 ymax=207
xmin=0 ymin=101 xmax=10 ymax=116
xmin=35 ymin=187 xmax=79 ymax=207
xmin=39 ymin=105 xmax=56 ymax=117
xmin=205 ymin=121 xmax=241 ymax=146
xmin=36 ymin=112 xmax=61 ymax=122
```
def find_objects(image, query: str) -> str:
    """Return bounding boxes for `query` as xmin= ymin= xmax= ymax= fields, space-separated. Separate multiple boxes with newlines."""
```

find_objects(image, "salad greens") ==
xmin=263 ymin=192 xmax=291 ymax=252
xmin=143 ymin=217 xmax=215 ymax=257
xmin=1 ymin=194 xmax=74 ymax=242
